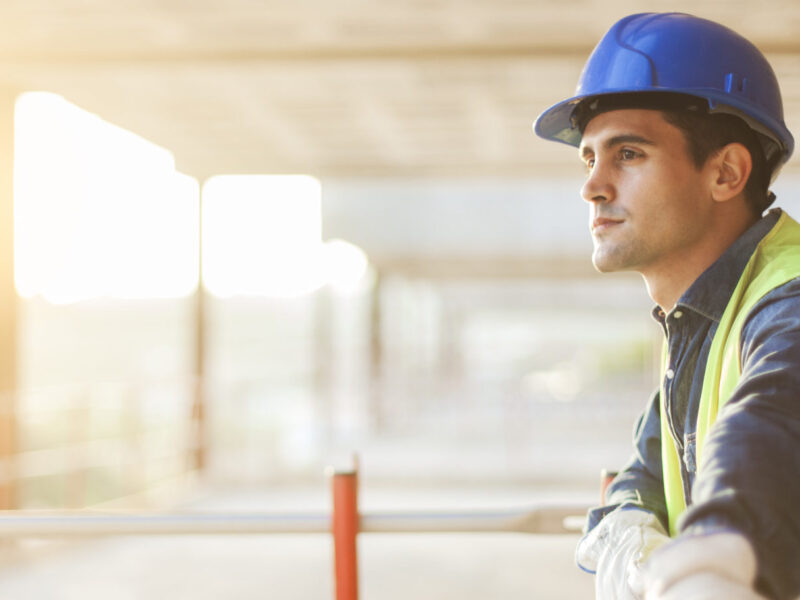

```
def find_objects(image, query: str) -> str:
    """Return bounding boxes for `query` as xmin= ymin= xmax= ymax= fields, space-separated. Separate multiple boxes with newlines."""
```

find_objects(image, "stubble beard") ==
xmin=591 ymin=234 xmax=647 ymax=273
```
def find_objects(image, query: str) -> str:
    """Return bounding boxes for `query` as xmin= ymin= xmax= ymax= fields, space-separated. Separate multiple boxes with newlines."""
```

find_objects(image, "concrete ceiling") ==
xmin=3 ymin=1 xmax=800 ymax=180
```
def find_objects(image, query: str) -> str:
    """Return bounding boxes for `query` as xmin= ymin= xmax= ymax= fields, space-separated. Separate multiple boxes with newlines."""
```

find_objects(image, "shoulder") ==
xmin=740 ymin=277 xmax=800 ymax=362
xmin=745 ymin=276 xmax=800 ymax=324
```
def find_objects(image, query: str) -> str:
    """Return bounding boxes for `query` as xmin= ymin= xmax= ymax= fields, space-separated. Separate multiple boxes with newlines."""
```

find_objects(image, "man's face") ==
xmin=578 ymin=109 xmax=715 ymax=276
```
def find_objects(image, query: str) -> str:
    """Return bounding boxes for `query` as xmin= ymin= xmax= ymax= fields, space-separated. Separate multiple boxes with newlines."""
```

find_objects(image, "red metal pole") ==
xmin=600 ymin=469 xmax=618 ymax=505
xmin=331 ymin=465 xmax=359 ymax=600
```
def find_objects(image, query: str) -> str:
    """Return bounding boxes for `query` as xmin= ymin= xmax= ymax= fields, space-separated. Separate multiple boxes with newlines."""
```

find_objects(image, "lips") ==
xmin=592 ymin=217 xmax=624 ymax=233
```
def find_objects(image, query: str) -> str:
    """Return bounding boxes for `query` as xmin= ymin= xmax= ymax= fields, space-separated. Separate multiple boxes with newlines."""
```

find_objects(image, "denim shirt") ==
xmin=587 ymin=209 xmax=800 ymax=600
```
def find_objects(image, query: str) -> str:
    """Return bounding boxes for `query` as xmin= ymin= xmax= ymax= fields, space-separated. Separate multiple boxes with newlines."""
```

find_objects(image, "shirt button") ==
xmin=666 ymin=368 xmax=675 ymax=379
xmin=673 ymin=310 xmax=683 ymax=319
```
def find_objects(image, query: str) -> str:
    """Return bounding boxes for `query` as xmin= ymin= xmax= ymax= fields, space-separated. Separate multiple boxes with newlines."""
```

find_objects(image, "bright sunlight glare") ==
xmin=202 ymin=175 xmax=369 ymax=298
xmin=14 ymin=92 xmax=199 ymax=304
xmin=323 ymin=239 xmax=370 ymax=293
xmin=202 ymin=175 xmax=323 ymax=298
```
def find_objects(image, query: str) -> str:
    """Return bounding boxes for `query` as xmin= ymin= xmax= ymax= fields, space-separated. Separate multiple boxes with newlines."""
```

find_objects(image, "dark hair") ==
xmin=574 ymin=93 xmax=777 ymax=215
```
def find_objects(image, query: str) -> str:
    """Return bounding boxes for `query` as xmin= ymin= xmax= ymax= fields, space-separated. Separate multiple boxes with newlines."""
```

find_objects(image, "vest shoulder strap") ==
xmin=662 ymin=211 xmax=800 ymax=535
xmin=698 ymin=212 xmax=800 ymax=459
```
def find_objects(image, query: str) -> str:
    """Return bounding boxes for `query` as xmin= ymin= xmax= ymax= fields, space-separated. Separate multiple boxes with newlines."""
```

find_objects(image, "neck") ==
xmin=644 ymin=209 xmax=759 ymax=311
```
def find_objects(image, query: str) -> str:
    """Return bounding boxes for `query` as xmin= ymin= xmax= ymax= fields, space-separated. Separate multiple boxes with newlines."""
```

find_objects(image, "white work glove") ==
xmin=576 ymin=508 xmax=670 ymax=600
xmin=633 ymin=531 xmax=766 ymax=600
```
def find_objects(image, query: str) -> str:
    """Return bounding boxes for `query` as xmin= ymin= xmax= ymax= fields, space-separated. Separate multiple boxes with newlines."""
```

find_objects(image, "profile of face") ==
xmin=578 ymin=109 xmax=717 ymax=277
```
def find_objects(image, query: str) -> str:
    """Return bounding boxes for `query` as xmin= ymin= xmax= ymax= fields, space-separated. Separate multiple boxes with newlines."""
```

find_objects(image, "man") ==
xmin=534 ymin=13 xmax=800 ymax=600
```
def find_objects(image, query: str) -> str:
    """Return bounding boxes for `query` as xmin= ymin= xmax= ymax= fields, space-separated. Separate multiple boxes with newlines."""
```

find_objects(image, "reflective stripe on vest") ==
xmin=661 ymin=211 xmax=800 ymax=535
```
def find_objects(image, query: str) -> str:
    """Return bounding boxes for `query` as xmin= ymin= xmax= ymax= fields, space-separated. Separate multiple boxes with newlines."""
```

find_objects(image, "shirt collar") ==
xmin=652 ymin=208 xmax=782 ymax=323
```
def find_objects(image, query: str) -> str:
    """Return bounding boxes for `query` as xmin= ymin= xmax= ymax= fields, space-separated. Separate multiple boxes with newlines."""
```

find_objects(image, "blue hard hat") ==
xmin=534 ymin=13 xmax=794 ymax=166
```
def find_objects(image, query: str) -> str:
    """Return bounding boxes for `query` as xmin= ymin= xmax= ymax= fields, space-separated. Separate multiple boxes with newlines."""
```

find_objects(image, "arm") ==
xmin=678 ymin=280 xmax=800 ymax=599
xmin=576 ymin=390 xmax=672 ymax=599
xmin=586 ymin=388 xmax=669 ymax=532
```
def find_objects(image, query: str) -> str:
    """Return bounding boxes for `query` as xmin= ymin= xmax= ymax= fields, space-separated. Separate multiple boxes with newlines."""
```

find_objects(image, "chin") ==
xmin=592 ymin=250 xmax=625 ymax=273
xmin=591 ymin=251 xmax=610 ymax=272
xmin=592 ymin=259 xmax=615 ymax=273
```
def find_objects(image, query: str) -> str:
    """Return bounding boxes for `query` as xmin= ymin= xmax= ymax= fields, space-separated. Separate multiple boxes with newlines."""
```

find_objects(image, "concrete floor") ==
xmin=0 ymin=534 xmax=593 ymax=599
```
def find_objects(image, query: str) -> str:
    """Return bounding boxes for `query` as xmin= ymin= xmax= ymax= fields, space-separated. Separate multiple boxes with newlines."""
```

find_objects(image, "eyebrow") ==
xmin=579 ymin=134 xmax=656 ymax=159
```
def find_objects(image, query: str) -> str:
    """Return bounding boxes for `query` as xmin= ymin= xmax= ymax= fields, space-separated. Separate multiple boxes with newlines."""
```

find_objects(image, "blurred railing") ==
xmin=0 ymin=374 xmax=597 ymax=599
xmin=0 ymin=466 xmax=590 ymax=600
xmin=1 ymin=379 xmax=199 ymax=510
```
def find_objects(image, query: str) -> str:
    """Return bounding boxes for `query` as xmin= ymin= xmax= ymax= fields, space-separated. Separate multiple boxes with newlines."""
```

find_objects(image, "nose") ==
xmin=581 ymin=161 xmax=614 ymax=204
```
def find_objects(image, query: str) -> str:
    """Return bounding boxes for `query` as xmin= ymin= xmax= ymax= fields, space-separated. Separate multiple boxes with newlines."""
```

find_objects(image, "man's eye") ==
xmin=585 ymin=158 xmax=595 ymax=171
xmin=620 ymin=149 xmax=638 ymax=160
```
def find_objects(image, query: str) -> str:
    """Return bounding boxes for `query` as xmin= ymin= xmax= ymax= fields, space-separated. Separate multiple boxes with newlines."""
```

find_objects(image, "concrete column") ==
xmin=0 ymin=88 xmax=17 ymax=509
xmin=192 ymin=182 xmax=207 ymax=474
xmin=192 ymin=281 xmax=207 ymax=473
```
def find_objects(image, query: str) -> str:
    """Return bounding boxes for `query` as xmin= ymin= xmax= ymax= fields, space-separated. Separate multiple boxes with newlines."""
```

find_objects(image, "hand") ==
xmin=635 ymin=532 xmax=766 ymax=600
xmin=576 ymin=508 xmax=670 ymax=600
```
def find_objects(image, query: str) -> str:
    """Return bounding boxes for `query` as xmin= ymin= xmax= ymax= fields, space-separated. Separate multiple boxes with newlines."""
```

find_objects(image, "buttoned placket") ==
xmin=661 ymin=308 xmax=691 ymax=502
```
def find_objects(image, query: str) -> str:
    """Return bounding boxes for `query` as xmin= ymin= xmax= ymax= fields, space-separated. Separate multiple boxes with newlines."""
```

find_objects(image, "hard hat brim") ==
xmin=533 ymin=89 xmax=794 ymax=164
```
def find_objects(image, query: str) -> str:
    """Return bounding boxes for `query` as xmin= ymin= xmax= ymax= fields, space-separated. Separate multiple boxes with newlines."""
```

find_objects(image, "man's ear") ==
xmin=709 ymin=143 xmax=752 ymax=203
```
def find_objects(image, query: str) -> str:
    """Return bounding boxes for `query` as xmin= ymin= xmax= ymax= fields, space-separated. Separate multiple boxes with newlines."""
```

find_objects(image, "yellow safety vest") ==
xmin=661 ymin=211 xmax=800 ymax=535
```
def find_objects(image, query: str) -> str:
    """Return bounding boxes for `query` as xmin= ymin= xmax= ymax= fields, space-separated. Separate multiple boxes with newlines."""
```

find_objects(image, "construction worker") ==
xmin=534 ymin=13 xmax=800 ymax=600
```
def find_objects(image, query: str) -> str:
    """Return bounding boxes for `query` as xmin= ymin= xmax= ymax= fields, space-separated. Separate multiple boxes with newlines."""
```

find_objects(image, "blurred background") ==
xmin=1 ymin=1 xmax=800 ymax=598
